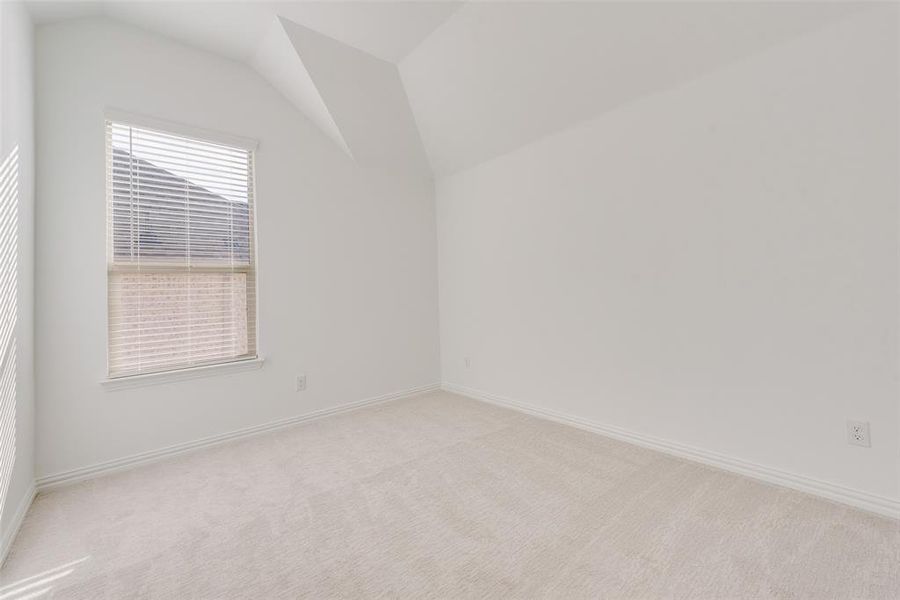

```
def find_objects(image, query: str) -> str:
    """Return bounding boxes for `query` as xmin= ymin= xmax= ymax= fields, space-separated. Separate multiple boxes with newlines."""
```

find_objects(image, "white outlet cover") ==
xmin=846 ymin=420 xmax=870 ymax=447
xmin=296 ymin=374 xmax=307 ymax=392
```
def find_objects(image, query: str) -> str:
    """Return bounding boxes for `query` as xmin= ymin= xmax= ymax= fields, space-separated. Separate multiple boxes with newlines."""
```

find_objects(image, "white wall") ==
xmin=35 ymin=18 xmax=440 ymax=479
xmin=0 ymin=0 xmax=36 ymax=546
xmin=437 ymin=8 xmax=899 ymax=502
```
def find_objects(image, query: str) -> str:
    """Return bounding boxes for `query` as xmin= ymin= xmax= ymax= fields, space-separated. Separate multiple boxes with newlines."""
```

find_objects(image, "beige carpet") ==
xmin=1 ymin=391 xmax=898 ymax=599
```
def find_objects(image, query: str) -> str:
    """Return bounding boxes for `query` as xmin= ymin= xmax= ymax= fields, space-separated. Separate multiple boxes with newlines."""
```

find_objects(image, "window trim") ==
xmin=103 ymin=109 xmax=262 ymax=385
xmin=101 ymin=357 xmax=265 ymax=391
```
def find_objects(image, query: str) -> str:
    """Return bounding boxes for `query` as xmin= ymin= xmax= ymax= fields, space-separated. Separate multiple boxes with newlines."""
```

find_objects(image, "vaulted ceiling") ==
xmin=401 ymin=1 xmax=865 ymax=175
xmin=27 ymin=1 xmax=870 ymax=179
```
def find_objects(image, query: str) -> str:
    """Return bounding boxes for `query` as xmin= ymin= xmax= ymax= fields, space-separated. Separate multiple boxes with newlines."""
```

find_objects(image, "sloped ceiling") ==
xmin=251 ymin=16 xmax=353 ymax=158
xmin=274 ymin=17 xmax=431 ymax=175
xmin=268 ymin=1 xmax=463 ymax=64
xmin=27 ymin=1 xmax=872 ymax=179
xmin=27 ymin=0 xmax=456 ymax=178
xmin=399 ymin=1 xmax=868 ymax=176
xmin=27 ymin=1 xmax=461 ymax=63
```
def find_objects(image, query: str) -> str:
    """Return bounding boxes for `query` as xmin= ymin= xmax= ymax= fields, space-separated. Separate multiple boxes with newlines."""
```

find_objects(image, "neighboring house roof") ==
xmin=111 ymin=147 xmax=251 ymax=264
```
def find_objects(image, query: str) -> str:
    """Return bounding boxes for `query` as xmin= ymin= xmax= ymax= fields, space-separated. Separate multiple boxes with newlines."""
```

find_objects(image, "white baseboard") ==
xmin=443 ymin=382 xmax=900 ymax=520
xmin=1 ymin=483 xmax=36 ymax=567
xmin=37 ymin=383 xmax=440 ymax=491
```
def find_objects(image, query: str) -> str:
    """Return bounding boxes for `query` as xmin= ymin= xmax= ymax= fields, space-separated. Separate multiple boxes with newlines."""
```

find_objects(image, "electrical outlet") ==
xmin=296 ymin=374 xmax=307 ymax=392
xmin=464 ymin=357 xmax=471 ymax=368
xmin=847 ymin=421 xmax=870 ymax=447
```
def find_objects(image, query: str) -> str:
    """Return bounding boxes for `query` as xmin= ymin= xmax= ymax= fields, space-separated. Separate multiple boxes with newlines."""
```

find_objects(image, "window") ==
xmin=0 ymin=145 xmax=19 ymax=520
xmin=106 ymin=120 xmax=257 ymax=379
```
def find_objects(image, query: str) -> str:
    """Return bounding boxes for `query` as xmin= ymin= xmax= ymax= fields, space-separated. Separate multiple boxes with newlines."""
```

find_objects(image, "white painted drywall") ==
xmin=0 ymin=0 xmax=36 ymax=541
xmin=35 ymin=18 xmax=440 ymax=479
xmin=400 ymin=2 xmax=865 ymax=176
xmin=252 ymin=16 xmax=352 ymax=159
xmin=437 ymin=8 xmax=899 ymax=501
xmin=276 ymin=17 xmax=431 ymax=176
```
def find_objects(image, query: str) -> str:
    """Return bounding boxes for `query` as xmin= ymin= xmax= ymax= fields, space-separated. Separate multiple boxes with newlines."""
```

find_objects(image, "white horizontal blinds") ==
xmin=106 ymin=121 xmax=257 ymax=378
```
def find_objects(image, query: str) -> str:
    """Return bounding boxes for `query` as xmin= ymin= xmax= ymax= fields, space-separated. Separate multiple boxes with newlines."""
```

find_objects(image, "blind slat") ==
xmin=107 ymin=120 xmax=258 ymax=378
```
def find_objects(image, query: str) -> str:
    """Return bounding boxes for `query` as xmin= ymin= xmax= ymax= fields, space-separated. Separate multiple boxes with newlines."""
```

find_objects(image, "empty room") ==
xmin=0 ymin=0 xmax=898 ymax=597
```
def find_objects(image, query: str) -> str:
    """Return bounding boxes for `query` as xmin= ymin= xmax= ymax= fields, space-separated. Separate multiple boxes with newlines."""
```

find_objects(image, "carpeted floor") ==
xmin=1 ymin=390 xmax=898 ymax=599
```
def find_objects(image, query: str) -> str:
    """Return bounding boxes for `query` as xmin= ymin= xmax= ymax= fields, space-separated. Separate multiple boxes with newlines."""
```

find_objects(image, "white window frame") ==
xmin=101 ymin=110 xmax=263 ymax=389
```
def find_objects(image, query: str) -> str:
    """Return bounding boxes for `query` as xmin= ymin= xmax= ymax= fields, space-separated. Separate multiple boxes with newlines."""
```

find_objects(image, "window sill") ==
xmin=101 ymin=357 xmax=265 ymax=391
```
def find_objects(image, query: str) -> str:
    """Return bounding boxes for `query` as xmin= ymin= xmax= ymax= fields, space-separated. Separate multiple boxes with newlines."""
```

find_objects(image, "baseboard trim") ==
xmin=443 ymin=382 xmax=900 ymax=520
xmin=37 ymin=383 xmax=440 ymax=491
xmin=1 ymin=483 xmax=37 ymax=567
